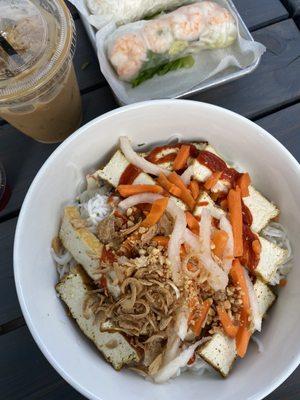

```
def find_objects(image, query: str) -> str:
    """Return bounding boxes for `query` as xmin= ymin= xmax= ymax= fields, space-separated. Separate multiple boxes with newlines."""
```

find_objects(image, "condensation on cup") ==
xmin=0 ymin=0 xmax=82 ymax=143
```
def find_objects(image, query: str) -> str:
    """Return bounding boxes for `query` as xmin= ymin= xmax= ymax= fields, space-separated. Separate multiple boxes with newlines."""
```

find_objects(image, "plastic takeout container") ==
xmin=78 ymin=0 xmax=262 ymax=105
xmin=0 ymin=0 xmax=82 ymax=143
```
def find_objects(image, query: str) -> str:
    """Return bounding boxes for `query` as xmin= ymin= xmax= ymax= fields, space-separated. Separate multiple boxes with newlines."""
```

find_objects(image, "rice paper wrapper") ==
xmin=68 ymin=0 xmax=193 ymax=30
xmin=96 ymin=0 xmax=265 ymax=105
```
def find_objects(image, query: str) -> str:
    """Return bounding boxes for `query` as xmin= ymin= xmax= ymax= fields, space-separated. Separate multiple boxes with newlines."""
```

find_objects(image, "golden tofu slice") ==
xmin=59 ymin=206 xmax=103 ymax=280
xmin=243 ymin=186 xmax=279 ymax=233
xmin=98 ymin=150 xmax=155 ymax=187
xmin=255 ymin=237 xmax=288 ymax=284
xmin=254 ymin=278 xmax=276 ymax=318
xmin=56 ymin=266 xmax=140 ymax=370
xmin=198 ymin=333 xmax=236 ymax=377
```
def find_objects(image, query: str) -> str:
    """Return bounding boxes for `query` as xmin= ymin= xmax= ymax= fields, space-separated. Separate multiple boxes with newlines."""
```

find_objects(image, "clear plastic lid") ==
xmin=0 ymin=0 xmax=75 ymax=103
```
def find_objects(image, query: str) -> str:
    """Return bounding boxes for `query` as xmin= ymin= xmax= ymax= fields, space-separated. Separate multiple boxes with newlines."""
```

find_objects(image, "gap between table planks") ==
xmin=282 ymin=0 xmax=300 ymax=27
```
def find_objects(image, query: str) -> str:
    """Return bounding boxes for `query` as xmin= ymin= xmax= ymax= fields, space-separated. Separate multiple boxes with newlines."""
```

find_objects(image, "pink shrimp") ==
xmin=108 ymin=33 xmax=147 ymax=81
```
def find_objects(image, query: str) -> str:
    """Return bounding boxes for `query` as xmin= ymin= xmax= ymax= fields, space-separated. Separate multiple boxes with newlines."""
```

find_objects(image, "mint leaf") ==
xmin=131 ymin=55 xmax=195 ymax=88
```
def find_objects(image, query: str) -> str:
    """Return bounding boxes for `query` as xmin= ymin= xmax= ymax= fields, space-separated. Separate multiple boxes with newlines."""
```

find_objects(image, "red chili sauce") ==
xmin=119 ymin=164 xmax=142 ymax=185
xmin=197 ymin=151 xmax=242 ymax=187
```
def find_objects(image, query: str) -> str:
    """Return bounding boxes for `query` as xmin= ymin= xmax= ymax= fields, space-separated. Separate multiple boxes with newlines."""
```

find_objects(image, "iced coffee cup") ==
xmin=0 ymin=0 xmax=82 ymax=143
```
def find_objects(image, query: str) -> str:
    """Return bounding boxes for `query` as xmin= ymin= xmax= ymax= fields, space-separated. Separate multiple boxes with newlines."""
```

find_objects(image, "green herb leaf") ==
xmin=131 ymin=55 xmax=195 ymax=88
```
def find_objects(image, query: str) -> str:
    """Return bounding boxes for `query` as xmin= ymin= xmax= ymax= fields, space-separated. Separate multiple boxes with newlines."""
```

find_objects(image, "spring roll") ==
xmin=106 ymin=1 xmax=237 ymax=85
xmin=87 ymin=0 xmax=192 ymax=29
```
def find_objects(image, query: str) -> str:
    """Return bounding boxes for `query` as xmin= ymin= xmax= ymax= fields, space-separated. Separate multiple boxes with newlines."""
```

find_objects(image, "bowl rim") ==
xmin=13 ymin=99 xmax=300 ymax=400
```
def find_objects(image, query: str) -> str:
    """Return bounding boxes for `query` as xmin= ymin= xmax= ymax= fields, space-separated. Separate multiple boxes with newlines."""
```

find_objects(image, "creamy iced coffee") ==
xmin=0 ymin=0 xmax=82 ymax=143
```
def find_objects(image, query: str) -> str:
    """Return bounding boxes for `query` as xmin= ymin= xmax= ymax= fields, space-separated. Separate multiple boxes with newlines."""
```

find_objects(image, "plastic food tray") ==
xmin=79 ymin=0 xmax=261 ymax=99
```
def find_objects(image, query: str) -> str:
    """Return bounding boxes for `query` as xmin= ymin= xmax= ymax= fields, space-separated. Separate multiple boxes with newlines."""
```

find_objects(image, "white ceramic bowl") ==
xmin=14 ymin=100 xmax=300 ymax=400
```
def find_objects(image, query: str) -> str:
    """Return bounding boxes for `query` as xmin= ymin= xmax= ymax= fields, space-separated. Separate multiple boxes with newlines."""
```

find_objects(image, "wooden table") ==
xmin=1 ymin=1 xmax=300 ymax=398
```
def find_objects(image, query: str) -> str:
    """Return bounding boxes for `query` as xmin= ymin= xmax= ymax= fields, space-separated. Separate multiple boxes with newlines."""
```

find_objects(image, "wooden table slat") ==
xmin=73 ymin=19 xmax=106 ymax=92
xmin=282 ymin=0 xmax=300 ymax=27
xmin=234 ymin=0 xmax=289 ymax=31
xmin=190 ymin=18 xmax=300 ymax=119
xmin=0 ymin=326 xmax=82 ymax=400
xmin=0 ymin=218 xmax=22 ymax=325
xmin=66 ymin=0 xmax=79 ymax=19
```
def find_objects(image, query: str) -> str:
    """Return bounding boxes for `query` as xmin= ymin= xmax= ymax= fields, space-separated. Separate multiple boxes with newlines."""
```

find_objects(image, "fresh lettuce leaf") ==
xmin=131 ymin=55 xmax=195 ymax=88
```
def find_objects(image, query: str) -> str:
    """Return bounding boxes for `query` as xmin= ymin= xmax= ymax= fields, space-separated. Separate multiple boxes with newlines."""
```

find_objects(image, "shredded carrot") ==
xmin=216 ymin=305 xmax=239 ymax=338
xmin=228 ymin=188 xmax=243 ymax=257
xmin=279 ymin=278 xmax=287 ymax=287
xmin=236 ymin=324 xmax=251 ymax=358
xmin=230 ymin=259 xmax=250 ymax=314
xmin=157 ymin=173 xmax=182 ymax=197
xmin=204 ymin=171 xmax=222 ymax=190
xmin=168 ymin=185 xmax=182 ymax=197
xmin=141 ymin=197 xmax=168 ymax=227
xmin=189 ymin=180 xmax=200 ymax=200
xmin=186 ymin=211 xmax=200 ymax=235
xmin=151 ymin=235 xmax=169 ymax=247
xmin=117 ymin=184 xmax=163 ymax=197
xmin=252 ymin=239 xmax=261 ymax=255
xmin=191 ymin=299 xmax=212 ymax=337
xmin=168 ymin=172 xmax=196 ymax=210
xmin=237 ymin=173 xmax=251 ymax=197
xmin=212 ymin=230 xmax=229 ymax=259
xmin=173 ymin=144 xmax=190 ymax=170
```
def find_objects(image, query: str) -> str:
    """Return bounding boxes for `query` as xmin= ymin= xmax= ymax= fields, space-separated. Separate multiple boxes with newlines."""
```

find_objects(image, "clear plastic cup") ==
xmin=0 ymin=0 xmax=82 ymax=143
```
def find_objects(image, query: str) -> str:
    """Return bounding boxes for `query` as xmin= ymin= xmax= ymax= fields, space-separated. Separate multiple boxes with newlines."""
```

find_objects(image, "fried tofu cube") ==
xmin=243 ymin=186 xmax=279 ymax=233
xmin=254 ymin=278 xmax=276 ymax=318
xmin=98 ymin=150 xmax=155 ymax=187
xmin=59 ymin=206 xmax=103 ymax=280
xmin=255 ymin=237 xmax=288 ymax=284
xmin=56 ymin=266 xmax=140 ymax=370
xmin=198 ymin=333 xmax=236 ymax=377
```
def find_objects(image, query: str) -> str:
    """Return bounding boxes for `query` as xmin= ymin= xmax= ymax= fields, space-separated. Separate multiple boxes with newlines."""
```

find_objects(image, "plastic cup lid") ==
xmin=0 ymin=0 xmax=75 ymax=103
